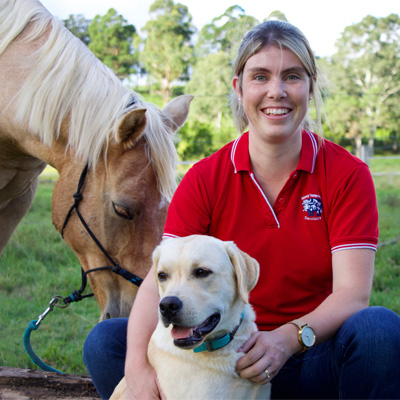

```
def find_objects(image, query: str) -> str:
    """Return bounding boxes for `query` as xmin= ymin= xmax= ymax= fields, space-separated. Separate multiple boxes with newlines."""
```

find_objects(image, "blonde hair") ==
xmin=230 ymin=20 xmax=325 ymax=134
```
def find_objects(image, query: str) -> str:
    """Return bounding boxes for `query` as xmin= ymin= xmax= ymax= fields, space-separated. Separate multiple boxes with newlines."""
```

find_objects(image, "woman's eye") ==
xmin=287 ymin=74 xmax=300 ymax=81
xmin=112 ymin=203 xmax=133 ymax=220
xmin=254 ymin=75 xmax=266 ymax=81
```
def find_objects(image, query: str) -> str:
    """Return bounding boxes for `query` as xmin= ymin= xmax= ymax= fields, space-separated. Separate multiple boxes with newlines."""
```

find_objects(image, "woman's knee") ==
xmin=83 ymin=318 xmax=128 ymax=366
xmin=338 ymin=306 xmax=400 ymax=356
xmin=83 ymin=318 xmax=128 ymax=399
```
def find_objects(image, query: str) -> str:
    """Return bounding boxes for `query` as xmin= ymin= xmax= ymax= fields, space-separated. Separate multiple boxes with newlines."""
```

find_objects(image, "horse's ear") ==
xmin=162 ymin=95 xmax=194 ymax=132
xmin=117 ymin=108 xmax=147 ymax=149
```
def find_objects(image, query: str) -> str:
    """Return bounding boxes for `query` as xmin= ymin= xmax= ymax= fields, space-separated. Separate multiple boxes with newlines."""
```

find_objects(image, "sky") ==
xmin=39 ymin=0 xmax=399 ymax=58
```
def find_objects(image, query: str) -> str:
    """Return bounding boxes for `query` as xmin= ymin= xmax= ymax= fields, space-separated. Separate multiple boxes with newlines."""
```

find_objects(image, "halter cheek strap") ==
xmin=60 ymin=163 xmax=143 ymax=304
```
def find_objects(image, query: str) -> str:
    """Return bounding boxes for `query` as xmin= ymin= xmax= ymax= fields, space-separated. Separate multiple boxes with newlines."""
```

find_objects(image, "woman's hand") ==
xmin=125 ymin=362 xmax=165 ymax=400
xmin=236 ymin=325 xmax=299 ymax=384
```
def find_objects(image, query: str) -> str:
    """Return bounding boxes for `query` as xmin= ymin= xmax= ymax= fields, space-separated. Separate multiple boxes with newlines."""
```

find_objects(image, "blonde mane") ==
xmin=0 ymin=0 xmax=177 ymax=201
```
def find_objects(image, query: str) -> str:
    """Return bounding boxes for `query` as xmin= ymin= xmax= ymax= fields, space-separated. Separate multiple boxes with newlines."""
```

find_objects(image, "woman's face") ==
xmin=233 ymin=45 xmax=312 ymax=145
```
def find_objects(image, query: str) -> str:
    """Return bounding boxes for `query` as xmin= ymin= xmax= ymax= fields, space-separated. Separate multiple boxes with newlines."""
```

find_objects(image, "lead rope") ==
xmin=23 ymin=296 xmax=66 ymax=373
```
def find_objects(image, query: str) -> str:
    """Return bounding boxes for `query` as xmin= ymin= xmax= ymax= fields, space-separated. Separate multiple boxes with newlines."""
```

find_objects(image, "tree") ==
xmin=195 ymin=5 xmax=258 ymax=59
xmin=88 ymin=9 xmax=139 ymax=79
xmin=266 ymin=10 xmax=289 ymax=22
xmin=140 ymin=0 xmax=195 ymax=104
xmin=185 ymin=51 xmax=232 ymax=127
xmin=176 ymin=121 xmax=214 ymax=161
xmin=179 ymin=6 xmax=260 ymax=158
xmin=63 ymin=14 xmax=91 ymax=45
xmin=187 ymin=6 xmax=258 ymax=126
xmin=331 ymin=14 xmax=400 ymax=156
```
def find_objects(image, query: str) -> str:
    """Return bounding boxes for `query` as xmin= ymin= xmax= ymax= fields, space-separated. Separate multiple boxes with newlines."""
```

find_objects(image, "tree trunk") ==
xmin=355 ymin=135 xmax=362 ymax=158
xmin=369 ymin=126 xmax=375 ymax=158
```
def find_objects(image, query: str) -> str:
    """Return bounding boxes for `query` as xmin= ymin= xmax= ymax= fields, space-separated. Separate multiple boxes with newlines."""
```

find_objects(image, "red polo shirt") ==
xmin=163 ymin=131 xmax=379 ymax=330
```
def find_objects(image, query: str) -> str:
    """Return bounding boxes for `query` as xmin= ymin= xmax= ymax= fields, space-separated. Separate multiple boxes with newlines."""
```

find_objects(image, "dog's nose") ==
xmin=159 ymin=296 xmax=183 ymax=319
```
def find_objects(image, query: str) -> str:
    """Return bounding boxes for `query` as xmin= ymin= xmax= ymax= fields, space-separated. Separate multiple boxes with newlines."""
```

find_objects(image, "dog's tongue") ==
xmin=171 ymin=325 xmax=192 ymax=340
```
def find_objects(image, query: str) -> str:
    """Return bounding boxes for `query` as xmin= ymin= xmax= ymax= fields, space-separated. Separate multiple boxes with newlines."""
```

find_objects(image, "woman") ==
xmin=84 ymin=21 xmax=400 ymax=399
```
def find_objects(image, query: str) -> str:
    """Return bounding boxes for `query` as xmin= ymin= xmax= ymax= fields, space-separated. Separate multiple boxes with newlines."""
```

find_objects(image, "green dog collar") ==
xmin=193 ymin=313 xmax=244 ymax=353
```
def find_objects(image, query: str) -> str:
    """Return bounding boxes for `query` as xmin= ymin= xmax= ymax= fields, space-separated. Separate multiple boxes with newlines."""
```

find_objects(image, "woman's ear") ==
xmin=232 ymin=76 xmax=242 ymax=99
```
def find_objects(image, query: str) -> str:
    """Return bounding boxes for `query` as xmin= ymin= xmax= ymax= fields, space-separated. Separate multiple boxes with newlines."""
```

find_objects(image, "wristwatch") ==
xmin=287 ymin=322 xmax=316 ymax=352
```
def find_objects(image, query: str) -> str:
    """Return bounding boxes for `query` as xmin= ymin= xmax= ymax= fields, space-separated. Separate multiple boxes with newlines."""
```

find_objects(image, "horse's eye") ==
xmin=158 ymin=272 xmax=168 ymax=282
xmin=194 ymin=268 xmax=212 ymax=278
xmin=112 ymin=202 xmax=133 ymax=220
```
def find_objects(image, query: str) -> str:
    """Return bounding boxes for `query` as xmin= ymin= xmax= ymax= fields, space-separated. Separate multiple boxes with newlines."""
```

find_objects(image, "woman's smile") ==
xmin=262 ymin=107 xmax=291 ymax=116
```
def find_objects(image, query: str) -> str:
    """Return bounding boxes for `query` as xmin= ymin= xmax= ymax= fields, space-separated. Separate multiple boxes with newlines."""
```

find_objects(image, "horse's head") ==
xmin=52 ymin=95 xmax=192 ymax=320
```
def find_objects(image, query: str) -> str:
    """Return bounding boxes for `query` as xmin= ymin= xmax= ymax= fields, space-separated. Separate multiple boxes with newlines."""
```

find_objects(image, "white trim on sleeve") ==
xmin=331 ymin=243 xmax=378 ymax=253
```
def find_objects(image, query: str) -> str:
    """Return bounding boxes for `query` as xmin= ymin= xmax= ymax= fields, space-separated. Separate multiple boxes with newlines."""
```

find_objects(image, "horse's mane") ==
xmin=0 ymin=0 xmax=177 ymax=201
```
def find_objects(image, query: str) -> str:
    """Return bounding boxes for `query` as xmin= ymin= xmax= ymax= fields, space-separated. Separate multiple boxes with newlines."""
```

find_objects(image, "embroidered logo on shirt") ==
xmin=302 ymin=194 xmax=323 ymax=221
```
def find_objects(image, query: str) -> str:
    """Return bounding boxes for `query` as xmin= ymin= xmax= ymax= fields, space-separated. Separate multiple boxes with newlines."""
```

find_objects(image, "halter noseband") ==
xmin=60 ymin=162 xmax=143 ymax=305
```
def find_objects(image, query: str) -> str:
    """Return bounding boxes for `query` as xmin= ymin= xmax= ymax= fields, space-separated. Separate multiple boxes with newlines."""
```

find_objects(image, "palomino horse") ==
xmin=0 ymin=0 xmax=192 ymax=320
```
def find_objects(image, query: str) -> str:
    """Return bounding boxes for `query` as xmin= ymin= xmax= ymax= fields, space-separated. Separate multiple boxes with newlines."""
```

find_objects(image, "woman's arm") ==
xmin=124 ymin=266 xmax=165 ymax=399
xmin=236 ymin=248 xmax=375 ymax=384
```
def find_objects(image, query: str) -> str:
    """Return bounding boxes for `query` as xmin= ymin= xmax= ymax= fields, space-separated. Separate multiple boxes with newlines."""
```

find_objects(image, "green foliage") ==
xmin=184 ymin=52 xmax=232 ymax=125
xmin=195 ymin=5 xmax=258 ymax=58
xmin=176 ymin=108 xmax=239 ymax=161
xmin=140 ymin=0 xmax=195 ymax=104
xmin=176 ymin=121 xmax=214 ymax=161
xmin=186 ymin=7 xmax=258 ymax=131
xmin=265 ymin=10 xmax=289 ymax=22
xmin=63 ymin=14 xmax=91 ymax=45
xmin=88 ymin=8 xmax=138 ymax=79
xmin=325 ymin=14 xmax=400 ymax=154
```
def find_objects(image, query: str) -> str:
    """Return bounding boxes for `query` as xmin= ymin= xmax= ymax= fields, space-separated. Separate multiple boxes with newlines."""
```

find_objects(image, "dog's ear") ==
xmin=225 ymin=242 xmax=260 ymax=303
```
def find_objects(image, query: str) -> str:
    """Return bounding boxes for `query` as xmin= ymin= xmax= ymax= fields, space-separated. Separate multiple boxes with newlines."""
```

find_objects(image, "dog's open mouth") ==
xmin=171 ymin=313 xmax=221 ymax=349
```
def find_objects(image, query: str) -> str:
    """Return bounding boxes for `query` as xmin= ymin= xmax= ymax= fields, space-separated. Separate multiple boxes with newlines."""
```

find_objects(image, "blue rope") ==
xmin=23 ymin=320 xmax=63 ymax=374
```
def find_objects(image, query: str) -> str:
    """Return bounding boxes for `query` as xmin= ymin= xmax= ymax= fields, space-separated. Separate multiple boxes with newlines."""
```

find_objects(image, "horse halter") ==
xmin=60 ymin=162 xmax=143 ymax=305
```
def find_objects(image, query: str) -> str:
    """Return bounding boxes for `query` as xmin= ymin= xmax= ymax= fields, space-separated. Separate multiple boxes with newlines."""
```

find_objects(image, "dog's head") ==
xmin=152 ymin=235 xmax=259 ymax=350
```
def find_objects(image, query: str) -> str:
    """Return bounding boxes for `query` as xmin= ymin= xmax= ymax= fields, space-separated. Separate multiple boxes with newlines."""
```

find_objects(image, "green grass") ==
xmin=0 ymin=160 xmax=399 ymax=375
xmin=370 ymin=157 xmax=400 ymax=173
xmin=0 ymin=179 xmax=99 ymax=375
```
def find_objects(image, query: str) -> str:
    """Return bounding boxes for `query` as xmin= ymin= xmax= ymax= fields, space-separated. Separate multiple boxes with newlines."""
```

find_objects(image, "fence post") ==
xmin=360 ymin=145 xmax=371 ymax=166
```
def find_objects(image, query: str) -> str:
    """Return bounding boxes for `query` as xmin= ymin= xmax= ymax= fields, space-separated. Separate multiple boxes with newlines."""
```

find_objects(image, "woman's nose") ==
xmin=267 ymin=78 xmax=286 ymax=99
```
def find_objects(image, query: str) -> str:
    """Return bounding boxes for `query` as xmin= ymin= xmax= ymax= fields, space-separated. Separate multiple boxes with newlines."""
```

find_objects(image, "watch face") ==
xmin=301 ymin=326 xmax=316 ymax=347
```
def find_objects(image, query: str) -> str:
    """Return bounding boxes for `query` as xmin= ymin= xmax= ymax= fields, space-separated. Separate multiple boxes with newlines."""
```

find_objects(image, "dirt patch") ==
xmin=0 ymin=367 xmax=100 ymax=399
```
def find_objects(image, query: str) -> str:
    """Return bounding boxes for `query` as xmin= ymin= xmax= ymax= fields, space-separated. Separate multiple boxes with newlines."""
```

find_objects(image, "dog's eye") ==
xmin=158 ymin=272 xmax=168 ymax=282
xmin=194 ymin=268 xmax=212 ymax=278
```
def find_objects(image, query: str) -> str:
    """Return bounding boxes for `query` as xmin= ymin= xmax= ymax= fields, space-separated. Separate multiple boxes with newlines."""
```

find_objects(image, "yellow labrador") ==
xmin=111 ymin=235 xmax=271 ymax=400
